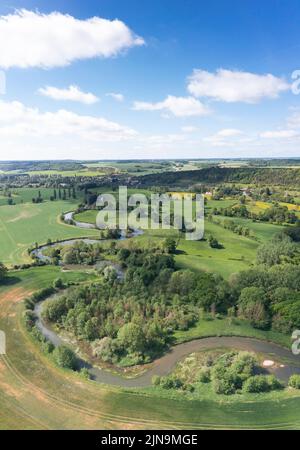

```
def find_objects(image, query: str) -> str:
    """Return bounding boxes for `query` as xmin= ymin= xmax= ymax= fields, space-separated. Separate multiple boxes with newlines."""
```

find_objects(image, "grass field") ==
xmin=0 ymin=200 xmax=99 ymax=266
xmin=1 ymin=267 xmax=300 ymax=430
xmin=0 ymin=188 xmax=85 ymax=206
xmin=174 ymin=317 xmax=291 ymax=347
xmin=74 ymin=205 xmax=261 ymax=278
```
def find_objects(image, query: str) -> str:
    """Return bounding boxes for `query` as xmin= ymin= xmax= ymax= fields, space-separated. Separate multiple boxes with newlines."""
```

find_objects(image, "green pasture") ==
xmin=0 ymin=200 xmax=98 ymax=266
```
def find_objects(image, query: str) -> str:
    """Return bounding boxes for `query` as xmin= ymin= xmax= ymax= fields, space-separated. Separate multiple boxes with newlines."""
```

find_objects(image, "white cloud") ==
xmin=106 ymin=92 xmax=125 ymax=102
xmin=0 ymin=100 xmax=137 ymax=141
xmin=260 ymin=129 xmax=299 ymax=139
xmin=187 ymin=69 xmax=290 ymax=103
xmin=181 ymin=126 xmax=198 ymax=133
xmin=0 ymin=9 xmax=144 ymax=69
xmin=215 ymin=128 xmax=242 ymax=137
xmin=133 ymin=95 xmax=211 ymax=117
xmin=203 ymin=128 xmax=246 ymax=147
xmin=38 ymin=85 xmax=99 ymax=104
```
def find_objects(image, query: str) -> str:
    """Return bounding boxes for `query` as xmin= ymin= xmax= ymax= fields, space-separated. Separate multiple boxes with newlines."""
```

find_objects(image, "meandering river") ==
xmin=32 ymin=210 xmax=300 ymax=387
xmin=34 ymin=294 xmax=300 ymax=387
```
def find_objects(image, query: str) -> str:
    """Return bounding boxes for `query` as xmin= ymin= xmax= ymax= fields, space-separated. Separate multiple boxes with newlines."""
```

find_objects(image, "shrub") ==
xmin=53 ymin=278 xmax=64 ymax=289
xmin=80 ymin=368 xmax=91 ymax=380
xmin=212 ymin=373 xmax=238 ymax=395
xmin=151 ymin=375 xmax=161 ymax=386
xmin=159 ymin=376 xmax=184 ymax=390
xmin=198 ymin=367 xmax=211 ymax=383
xmin=41 ymin=340 xmax=55 ymax=354
xmin=289 ymin=374 xmax=300 ymax=389
xmin=23 ymin=310 xmax=36 ymax=330
xmin=53 ymin=346 xmax=77 ymax=370
xmin=265 ymin=375 xmax=283 ymax=391
xmin=238 ymin=373 xmax=282 ymax=394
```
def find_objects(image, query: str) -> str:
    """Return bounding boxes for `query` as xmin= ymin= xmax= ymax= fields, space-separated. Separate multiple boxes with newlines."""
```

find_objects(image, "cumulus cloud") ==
xmin=187 ymin=69 xmax=290 ymax=103
xmin=133 ymin=95 xmax=211 ymax=117
xmin=0 ymin=9 xmax=144 ymax=69
xmin=106 ymin=92 xmax=125 ymax=102
xmin=38 ymin=85 xmax=99 ymax=104
xmin=0 ymin=100 xmax=136 ymax=141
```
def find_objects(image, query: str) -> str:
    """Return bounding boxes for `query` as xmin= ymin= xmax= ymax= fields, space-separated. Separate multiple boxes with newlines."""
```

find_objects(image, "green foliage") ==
xmin=23 ymin=310 xmax=36 ymax=331
xmin=256 ymin=234 xmax=297 ymax=266
xmin=80 ymin=368 xmax=91 ymax=380
xmin=53 ymin=346 xmax=77 ymax=370
xmin=53 ymin=278 xmax=64 ymax=289
xmin=233 ymin=264 xmax=300 ymax=333
xmin=288 ymin=374 xmax=300 ymax=389
xmin=0 ymin=262 xmax=7 ymax=282
xmin=211 ymin=351 xmax=258 ymax=395
xmin=138 ymin=167 xmax=300 ymax=188
xmin=243 ymin=375 xmax=282 ymax=393
xmin=42 ymin=247 xmax=233 ymax=365
xmin=198 ymin=367 xmax=211 ymax=383
xmin=208 ymin=235 xmax=222 ymax=249
xmin=163 ymin=238 xmax=177 ymax=254
xmin=238 ymin=287 xmax=269 ymax=329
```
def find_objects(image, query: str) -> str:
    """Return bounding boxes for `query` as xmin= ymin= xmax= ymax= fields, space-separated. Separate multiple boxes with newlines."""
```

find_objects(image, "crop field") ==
xmin=0 ymin=200 xmax=99 ymax=266
xmin=248 ymin=200 xmax=300 ymax=217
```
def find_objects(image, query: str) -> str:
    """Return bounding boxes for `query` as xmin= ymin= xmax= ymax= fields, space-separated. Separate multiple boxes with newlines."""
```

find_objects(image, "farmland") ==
xmin=0 ymin=161 xmax=300 ymax=430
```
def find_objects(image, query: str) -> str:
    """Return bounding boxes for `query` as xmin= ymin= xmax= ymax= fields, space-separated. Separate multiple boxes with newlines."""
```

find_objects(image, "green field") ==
xmin=74 ymin=207 xmax=260 ymax=278
xmin=0 ymin=200 xmax=99 ymax=265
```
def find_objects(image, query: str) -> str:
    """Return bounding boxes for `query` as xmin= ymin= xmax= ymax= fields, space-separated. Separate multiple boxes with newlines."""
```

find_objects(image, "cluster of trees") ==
xmin=153 ymin=351 xmax=283 ymax=395
xmin=208 ymin=215 xmax=251 ymax=238
xmin=232 ymin=262 xmax=300 ymax=332
xmin=137 ymin=167 xmax=300 ymax=188
xmin=256 ymin=233 xmax=299 ymax=266
xmin=32 ymin=190 xmax=43 ymax=204
xmin=50 ymin=187 xmax=76 ymax=201
xmin=43 ymin=248 xmax=232 ymax=366
xmin=60 ymin=241 xmax=103 ymax=266
xmin=38 ymin=220 xmax=300 ymax=365
xmin=212 ymin=204 xmax=298 ymax=225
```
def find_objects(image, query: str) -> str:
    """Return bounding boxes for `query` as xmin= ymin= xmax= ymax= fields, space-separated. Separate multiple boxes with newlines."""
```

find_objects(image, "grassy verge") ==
xmin=174 ymin=317 xmax=291 ymax=348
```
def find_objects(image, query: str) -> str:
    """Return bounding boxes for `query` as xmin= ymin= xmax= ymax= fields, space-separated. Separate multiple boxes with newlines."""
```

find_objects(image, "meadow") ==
xmin=0 ymin=200 xmax=99 ymax=266
xmin=74 ymin=199 xmax=262 ymax=279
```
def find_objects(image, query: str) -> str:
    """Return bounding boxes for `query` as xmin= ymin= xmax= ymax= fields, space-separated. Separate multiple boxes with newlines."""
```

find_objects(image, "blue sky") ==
xmin=0 ymin=0 xmax=299 ymax=160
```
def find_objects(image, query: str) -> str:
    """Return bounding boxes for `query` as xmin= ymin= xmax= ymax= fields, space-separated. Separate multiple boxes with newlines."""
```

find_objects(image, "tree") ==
xmin=0 ymin=262 xmax=7 ymax=282
xmin=53 ymin=345 xmax=77 ymax=370
xmin=117 ymin=322 xmax=145 ymax=354
xmin=257 ymin=234 xmax=297 ymax=266
xmin=164 ymin=238 xmax=176 ymax=254
xmin=289 ymin=374 xmax=300 ymax=389
xmin=208 ymin=235 xmax=222 ymax=249
xmin=238 ymin=287 xmax=269 ymax=329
